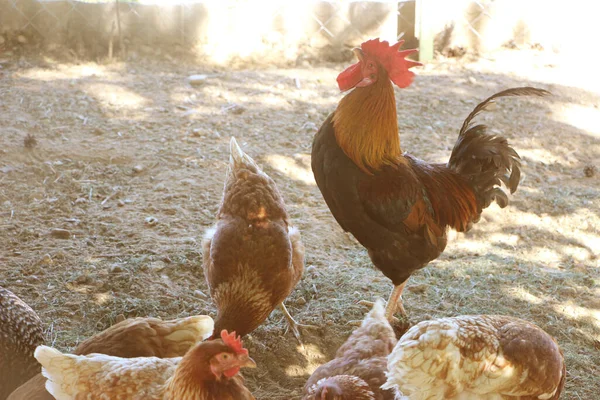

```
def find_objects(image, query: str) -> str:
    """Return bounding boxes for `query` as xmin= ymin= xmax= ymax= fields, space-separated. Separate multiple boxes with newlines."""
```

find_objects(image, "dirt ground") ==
xmin=0 ymin=48 xmax=598 ymax=399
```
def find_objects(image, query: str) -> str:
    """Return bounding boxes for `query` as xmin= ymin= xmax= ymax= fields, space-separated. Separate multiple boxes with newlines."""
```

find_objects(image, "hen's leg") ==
xmin=278 ymin=303 xmax=317 ymax=345
xmin=384 ymin=281 xmax=408 ymax=321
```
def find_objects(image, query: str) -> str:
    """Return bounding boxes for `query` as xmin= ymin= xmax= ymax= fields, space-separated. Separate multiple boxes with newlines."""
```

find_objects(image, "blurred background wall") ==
xmin=0 ymin=0 xmax=597 ymax=64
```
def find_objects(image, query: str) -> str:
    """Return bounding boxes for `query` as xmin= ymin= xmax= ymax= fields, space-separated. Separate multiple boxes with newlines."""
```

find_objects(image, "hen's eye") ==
xmin=370 ymin=74 xmax=376 ymax=80
xmin=368 ymin=62 xmax=374 ymax=68
xmin=222 ymin=354 xmax=229 ymax=360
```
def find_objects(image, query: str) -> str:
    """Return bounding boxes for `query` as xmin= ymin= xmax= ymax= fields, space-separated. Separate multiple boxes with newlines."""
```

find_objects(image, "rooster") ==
xmin=0 ymin=287 xmax=45 ymax=400
xmin=202 ymin=137 xmax=308 ymax=342
xmin=303 ymin=300 xmax=397 ymax=400
xmin=382 ymin=315 xmax=566 ymax=399
xmin=9 ymin=315 xmax=214 ymax=400
xmin=311 ymin=38 xmax=549 ymax=322
xmin=34 ymin=329 xmax=256 ymax=400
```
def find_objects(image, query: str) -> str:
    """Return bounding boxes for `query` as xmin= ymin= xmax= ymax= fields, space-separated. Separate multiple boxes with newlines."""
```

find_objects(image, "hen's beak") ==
xmin=238 ymin=354 xmax=257 ymax=369
xmin=352 ymin=47 xmax=364 ymax=62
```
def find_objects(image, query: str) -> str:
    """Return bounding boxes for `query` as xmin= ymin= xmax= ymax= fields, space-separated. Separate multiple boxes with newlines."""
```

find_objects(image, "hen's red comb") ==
xmin=361 ymin=38 xmax=422 ymax=88
xmin=220 ymin=330 xmax=248 ymax=355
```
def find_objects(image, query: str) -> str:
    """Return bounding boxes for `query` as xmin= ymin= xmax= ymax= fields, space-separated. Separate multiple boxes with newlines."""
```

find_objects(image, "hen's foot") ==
xmin=278 ymin=303 xmax=318 ymax=347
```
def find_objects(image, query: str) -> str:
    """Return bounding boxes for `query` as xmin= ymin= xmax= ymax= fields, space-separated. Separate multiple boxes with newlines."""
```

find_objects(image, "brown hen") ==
xmin=8 ymin=315 xmax=213 ymax=400
xmin=304 ymin=300 xmax=397 ymax=400
xmin=0 ymin=287 xmax=44 ymax=400
xmin=203 ymin=137 xmax=306 ymax=342
xmin=35 ymin=329 xmax=255 ymax=399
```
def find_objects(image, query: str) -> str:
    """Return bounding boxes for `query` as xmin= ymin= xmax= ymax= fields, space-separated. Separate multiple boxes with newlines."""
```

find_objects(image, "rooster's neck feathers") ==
xmin=333 ymin=71 xmax=404 ymax=173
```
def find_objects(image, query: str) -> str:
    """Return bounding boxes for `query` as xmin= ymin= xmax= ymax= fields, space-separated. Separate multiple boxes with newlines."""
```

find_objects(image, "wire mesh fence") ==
xmin=0 ymin=0 xmax=504 ymax=61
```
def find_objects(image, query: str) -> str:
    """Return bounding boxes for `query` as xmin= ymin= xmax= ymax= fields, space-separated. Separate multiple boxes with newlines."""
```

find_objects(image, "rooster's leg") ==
xmin=384 ymin=281 xmax=408 ymax=321
xmin=278 ymin=303 xmax=317 ymax=346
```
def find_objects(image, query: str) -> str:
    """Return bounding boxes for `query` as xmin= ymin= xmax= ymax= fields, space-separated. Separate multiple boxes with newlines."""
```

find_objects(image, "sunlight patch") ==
xmin=553 ymin=302 xmax=600 ymax=329
xmin=518 ymin=148 xmax=572 ymax=166
xmin=85 ymin=83 xmax=148 ymax=110
xmin=94 ymin=292 xmax=113 ymax=305
xmin=510 ymin=287 xmax=543 ymax=305
xmin=265 ymin=154 xmax=315 ymax=185
xmin=553 ymin=103 xmax=600 ymax=139
xmin=284 ymin=343 xmax=326 ymax=377
xmin=16 ymin=63 xmax=108 ymax=81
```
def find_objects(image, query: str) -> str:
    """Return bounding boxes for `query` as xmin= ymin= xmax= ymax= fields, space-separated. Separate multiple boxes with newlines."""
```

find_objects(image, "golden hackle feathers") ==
xmin=333 ymin=70 xmax=403 ymax=173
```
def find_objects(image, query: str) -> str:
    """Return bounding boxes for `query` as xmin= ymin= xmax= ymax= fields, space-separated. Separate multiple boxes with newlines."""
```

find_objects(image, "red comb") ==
xmin=220 ymin=330 xmax=248 ymax=355
xmin=361 ymin=38 xmax=422 ymax=88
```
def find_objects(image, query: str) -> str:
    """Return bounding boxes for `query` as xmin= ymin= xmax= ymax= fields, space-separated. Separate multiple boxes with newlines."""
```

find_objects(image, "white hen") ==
xmin=383 ymin=315 xmax=565 ymax=400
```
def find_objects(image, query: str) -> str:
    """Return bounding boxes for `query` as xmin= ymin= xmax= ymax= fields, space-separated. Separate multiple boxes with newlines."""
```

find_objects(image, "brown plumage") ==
xmin=35 ymin=329 xmax=256 ymax=399
xmin=303 ymin=300 xmax=397 ymax=400
xmin=74 ymin=315 xmax=213 ymax=358
xmin=8 ymin=315 xmax=213 ymax=400
xmin=0 ymin=287 xmax=44 ymax=400
xmin=202 ymin=137 xmax=306 ymax=341
xmin=311 ymin=38 xmax=550 ymax=321
xmin=383 ymin=315 xmax=566 ymax=400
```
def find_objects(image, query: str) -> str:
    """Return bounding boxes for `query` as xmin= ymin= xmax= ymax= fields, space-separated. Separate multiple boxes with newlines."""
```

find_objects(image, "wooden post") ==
xmin=416 ymin=0 xmax=434 ymax=62
xmin=115 ymin=0 xmax=124 ymax=56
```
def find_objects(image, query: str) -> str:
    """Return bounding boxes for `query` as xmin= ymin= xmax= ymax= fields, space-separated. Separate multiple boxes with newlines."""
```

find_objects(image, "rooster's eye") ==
xmin=222 ymin=354 xmax=229 ymax=360
xmin=370 ymin=74 xmax=376 ymax=80
xmin=368 ymin=62 xmax=374 ymax=68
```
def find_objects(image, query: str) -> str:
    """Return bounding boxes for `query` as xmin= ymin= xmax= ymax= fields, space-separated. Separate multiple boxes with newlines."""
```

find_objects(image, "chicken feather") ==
xmin=75 ymin=315 xmax=214 ymax=358
xmin=0 ymin=287 xmax=44 ymax=400
xmin=203 ymin=137 xmax=305 ymax=340
xmin=34 ymin=330 xmax=256 ymax=400
xmin=383 ymin=315 xmax=565 ymax=400
xmin=36 ymin=346 xmax=179 ymax=400
xmin=303 ymin=300 xmax=397 ymax=400
xmin=312 ymin=37 xmax=550 ymax=321
xmin=8 ymin=315 xmax=213 ymax=400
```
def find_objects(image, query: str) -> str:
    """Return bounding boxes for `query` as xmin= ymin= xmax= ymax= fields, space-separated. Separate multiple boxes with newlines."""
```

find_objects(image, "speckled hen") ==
xmin=0 ymin=286 xmax=45 ymax=400
xmin=383 ymin=315 xmax=566 ymax=400
xmin=202 ymin=137 xmax=306 ymax=342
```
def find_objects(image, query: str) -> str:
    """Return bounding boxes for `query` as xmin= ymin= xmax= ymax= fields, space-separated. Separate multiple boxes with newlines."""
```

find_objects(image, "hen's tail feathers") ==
xmin=229 ymin=137 xmax=260 ymax=172
xmin=157 ymin=315 xmax=214 ymax=355
xmin=448 ymin=87 xmax=550 ymax=211
xmin=363 ymin=299 xmax=387 ymax=328
xmin=34 ymin=346 xmax=77 ymax=400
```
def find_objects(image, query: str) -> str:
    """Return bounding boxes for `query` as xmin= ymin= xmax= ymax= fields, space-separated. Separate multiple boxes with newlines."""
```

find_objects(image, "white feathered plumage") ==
xmin=383 ymin=315 xmax=565 ymax=400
